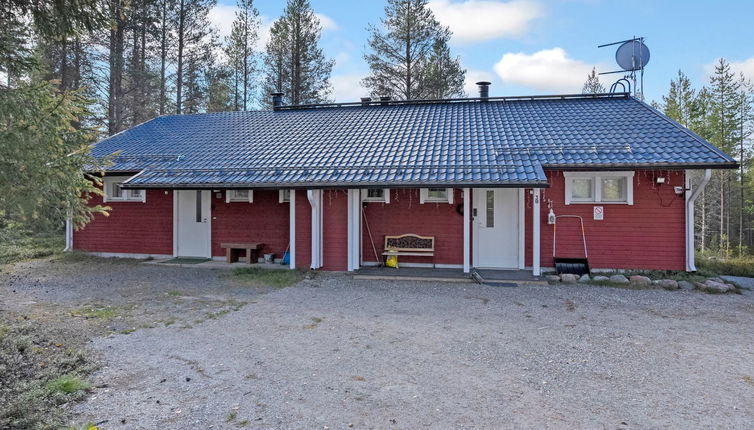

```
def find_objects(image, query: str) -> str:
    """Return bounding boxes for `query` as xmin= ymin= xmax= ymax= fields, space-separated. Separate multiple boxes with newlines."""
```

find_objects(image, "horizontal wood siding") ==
xmin=361 ymin=189 xmax=464 ymax=265
xmin=322 ymin=190 xmax=348 ymax=271
xmin=73 ymin=188 xmax=173 ymax=255
xmin=295 ymin=190 xmax=312 ymax=269
xmin=525 ymin=170 xmax=686 ymax=271
xmin=211 ymin=190 xmax=289 ymax=259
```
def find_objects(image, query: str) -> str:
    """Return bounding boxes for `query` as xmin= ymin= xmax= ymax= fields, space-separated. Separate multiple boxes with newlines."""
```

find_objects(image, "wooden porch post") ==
xmin=463 ymin=188 xmax=470 ymax=273
xmin=289 ymin=189 xmax=296 ymax=269
xmin=532 ymin=188 xmax=541 ymax=276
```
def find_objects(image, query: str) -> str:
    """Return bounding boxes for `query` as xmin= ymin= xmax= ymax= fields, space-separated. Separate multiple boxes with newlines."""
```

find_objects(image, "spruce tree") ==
xmin=363 ymin=0 xmax=465 ymax=100
xmin=581 ymin=67 xmax=605 ymax=94
xmin=225 ymin=0 xmax=260 ymax=111
xmin=261 ymin=0 xmax=333 ymax=107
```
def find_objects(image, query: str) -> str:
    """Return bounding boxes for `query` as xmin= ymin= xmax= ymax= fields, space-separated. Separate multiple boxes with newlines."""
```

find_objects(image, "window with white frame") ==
xmin=361 ymin=188 xmax=390 ymax=203
xmin=279 ymin=189 xmax=291 ymax=203
xmin=564 ymin=171 xmax=634 ymax=205
xmin=419 ymin=188 xmax=454 ymax=204
xmin=226 ymin=189 xmax=253 ymax=203
xmin=103 ymin=176 xmax=146 ymax=202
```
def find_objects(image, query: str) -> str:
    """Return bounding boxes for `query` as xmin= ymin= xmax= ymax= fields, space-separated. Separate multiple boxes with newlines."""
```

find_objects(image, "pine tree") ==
xmin=581 ymin=67 xmax=605 ymax=94
xmin=660 ymin=70 xmax=695 ymax=127
xmin=709 ymin=58 xmax=742 ymax=253
xmin=175 ymin=0 xmax=216 ymax=114
xmin=261 ymin=0 xmax=333 ymax=106
xmin=206 ymin=65 xmax=234 ymax=112
xmin=225 ymin=0 xmax=260 ymax=111
xmin=363 ymin=0 xmax=465 ymax=100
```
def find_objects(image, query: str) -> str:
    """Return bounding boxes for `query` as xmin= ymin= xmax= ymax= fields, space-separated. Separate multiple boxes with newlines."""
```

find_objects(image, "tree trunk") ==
xmin=108 ymin=0 xmax=124 ymax=135
xmin=159 ymin=0 xmax=168 ymax=115
xmin=176 ymin=0 xmax=185 ymax=114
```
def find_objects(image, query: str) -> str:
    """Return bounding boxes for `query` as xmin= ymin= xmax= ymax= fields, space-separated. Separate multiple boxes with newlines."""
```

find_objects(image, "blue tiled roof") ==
xmin=90 ymin=94 xmax=735 ymax=188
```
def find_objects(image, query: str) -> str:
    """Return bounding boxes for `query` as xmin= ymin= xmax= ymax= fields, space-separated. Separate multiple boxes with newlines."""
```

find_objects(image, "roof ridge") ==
xmin=630 ymin=96 xmax=736 ymax=165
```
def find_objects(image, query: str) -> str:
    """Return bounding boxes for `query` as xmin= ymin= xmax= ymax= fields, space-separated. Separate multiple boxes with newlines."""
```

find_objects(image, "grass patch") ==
xmin=0 ymin=228 xmax=64 ymax=265
xmin=229 ymin=267 xmax=305 ymax=288
xmin=73 ymin=305 xmax=121 ymax=319
xmin=47 ymin=375 xmax=92 ymax=394
xmin=0 ymin=313 xmax=96 ymax=429
xmin=697 ymin=255 xmax=754 ymax=278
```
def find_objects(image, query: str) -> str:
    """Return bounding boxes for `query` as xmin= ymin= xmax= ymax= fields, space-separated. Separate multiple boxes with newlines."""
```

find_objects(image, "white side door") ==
xmin=473 ymin=188 xmax=519 ymax=268
xmin=176 ymin=190 xmax=211 ymax=258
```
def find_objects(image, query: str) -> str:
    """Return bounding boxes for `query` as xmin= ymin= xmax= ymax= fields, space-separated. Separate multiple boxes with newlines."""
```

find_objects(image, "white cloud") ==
xmin=208 ymin=4 xmax=273 ymax=51
xmin=704 ymin=57 xmax=754 ymax=82
xmin=493 ymin=48 xmax=599 ymax=92
xmin=428 ymin=0 xmax=542 ymax=43
xmin=464 ymin=69 xmax=495 ymax=96
xmin=315 ymin=13 xmax=339 ymax=31
xmin=331 ymin=74 xmax=368 ymax=103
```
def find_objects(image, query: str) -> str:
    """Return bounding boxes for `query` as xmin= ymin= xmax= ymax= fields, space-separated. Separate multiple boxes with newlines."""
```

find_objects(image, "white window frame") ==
xmin=102 ymin=176 xmax=146 ymax=203
xmin=361 ymin=188 xmax=390 ymax=203
xmin=226 ymin=189 xmax=253 ymax=203
xmin=279 ymin=189 xmax=291 ymax=203
xmin=564 ymin=171 xmax=634 ymax=205
xmin=420 ymin=188 xmax=454 ymax=204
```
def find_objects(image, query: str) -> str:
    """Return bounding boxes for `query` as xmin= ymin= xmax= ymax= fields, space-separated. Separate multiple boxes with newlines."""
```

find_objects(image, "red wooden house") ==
xmin=71 ymin=86 xmax=737 ymax=274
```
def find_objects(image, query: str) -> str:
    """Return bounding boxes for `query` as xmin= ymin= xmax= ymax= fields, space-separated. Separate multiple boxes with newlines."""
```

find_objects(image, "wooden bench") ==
xmin=220 ymin=242 xmax=264 ymax=264
xmin=382 ymin=234 xmax=435 ymax=268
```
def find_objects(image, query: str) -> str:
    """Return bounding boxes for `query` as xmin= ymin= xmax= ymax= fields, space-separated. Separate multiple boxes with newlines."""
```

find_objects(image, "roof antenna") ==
xmin=597 ymin=36 xmax=650 ymax=100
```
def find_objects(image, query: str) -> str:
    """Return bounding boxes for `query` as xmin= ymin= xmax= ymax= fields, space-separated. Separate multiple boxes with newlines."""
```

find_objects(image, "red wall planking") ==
xmin=322 ymin=190 xmax=348 ymax=271
xmin=361 ymin=189 xmax=464 ymax=265
xmin=294 ymin=190 xmax=312 ymax=269
xmin=525 ymin=170 xmax=687 ymax=271
xmin=73 ymin=188 xmax=173 ymax=255
xmin=210 ymin=190 xmax=290 ymax=259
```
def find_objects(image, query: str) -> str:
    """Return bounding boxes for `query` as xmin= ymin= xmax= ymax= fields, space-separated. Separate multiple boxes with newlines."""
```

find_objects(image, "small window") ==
xmin=485 ymin=190 xmax=494 ymax=228
xmin=420 ymin=188 xmax=453 ymax=204
xmin=571 ymin=178 xmax=594 ymax=201
xmin=564 ymin=172 xmax=633 ymax=205
xmin=279 ymin=189 xmax=291 ymax=203
xmin=362 ymin=188 xmax=390 ymax=203
xmin=103 ymin=176 xmax=145 ymax=202
xmin=226 ymin=189 xmax=253 ymax=203
xmin=601 ymin=177 xmax=627 ymax=202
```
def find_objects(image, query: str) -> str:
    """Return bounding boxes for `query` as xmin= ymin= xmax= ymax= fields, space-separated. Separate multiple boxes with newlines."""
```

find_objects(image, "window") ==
xmin=419 ymin=188 xmax=454 ymax=204
xmin=279 ymin=189 xmax=291 ymax=203
xmin=226 ymin=189 xmax=253 ymax=203
xmin=564 ymin=171 xmax=634 ymax=205
xmin=361 ymin=188 xmax=390 ymax=203
xmin=103 ymin=176 xmax=145 ymax=202
xmin=485 ymin=190 xmax=494 ymax=228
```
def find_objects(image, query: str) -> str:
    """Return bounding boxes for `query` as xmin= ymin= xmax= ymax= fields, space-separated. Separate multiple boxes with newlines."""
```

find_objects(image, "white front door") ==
xmin=176 ymin=190 xmax=211 ymax=258
xmin=473 ymin=188 xmax=519 ymax=268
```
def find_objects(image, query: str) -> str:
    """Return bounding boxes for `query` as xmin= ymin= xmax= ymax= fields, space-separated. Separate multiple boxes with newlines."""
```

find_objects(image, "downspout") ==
xmin=686 ymin=169 xmax=711 ymax=271
xmin=64 ymin=209 xmax=73 ymax=252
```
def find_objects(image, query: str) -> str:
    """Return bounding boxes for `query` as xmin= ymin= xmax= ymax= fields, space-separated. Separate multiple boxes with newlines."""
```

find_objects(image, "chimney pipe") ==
xmin=476 ymin=81 xmax=491 ymax=100
xmin=379 ymin=96 xmax=391 ymax=106
xmin=360 ymin=97 xmax=372 ymax=106
xmin=271 ymin=92 xmax=284 ymax=110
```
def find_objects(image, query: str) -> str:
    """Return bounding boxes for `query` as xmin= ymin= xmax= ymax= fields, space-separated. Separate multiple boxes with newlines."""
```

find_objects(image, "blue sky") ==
xmin=210 ymin=0 xmax=754 ymax=104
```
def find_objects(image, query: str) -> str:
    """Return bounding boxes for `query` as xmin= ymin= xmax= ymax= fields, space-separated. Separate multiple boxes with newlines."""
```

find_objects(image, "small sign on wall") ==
xmin=593 ymin=206 xmax=604 ymax=220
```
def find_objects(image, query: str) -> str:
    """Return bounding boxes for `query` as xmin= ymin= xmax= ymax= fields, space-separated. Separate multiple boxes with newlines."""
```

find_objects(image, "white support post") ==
xmin=307 ymin=190 xmax=322 ymax=269
xmin=289 ymin=189 xmax=296 ymax=269
xmin=532 ymin=188 xmax=541 ymax=276
xmin=463 ymin=188 xmax=470 ymax=273
xmin=686 ymin=169 xmax=711 ymax=271
xmin=346 ymin=189 xmax=361 ymax=272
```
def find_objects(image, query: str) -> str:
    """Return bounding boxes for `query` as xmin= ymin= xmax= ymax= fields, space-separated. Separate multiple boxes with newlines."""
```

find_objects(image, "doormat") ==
xmin=160 ymin=257 xmax=211 ymax=265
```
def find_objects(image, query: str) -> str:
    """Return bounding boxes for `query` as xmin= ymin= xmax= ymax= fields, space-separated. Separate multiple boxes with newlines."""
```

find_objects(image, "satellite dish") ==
xmin=615 ymin=40 xmax=650 ymax=71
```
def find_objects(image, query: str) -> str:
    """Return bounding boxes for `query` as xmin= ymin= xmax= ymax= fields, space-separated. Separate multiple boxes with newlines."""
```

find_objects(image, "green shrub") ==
xmin=696 ymin=254 xmax=754 ymax=277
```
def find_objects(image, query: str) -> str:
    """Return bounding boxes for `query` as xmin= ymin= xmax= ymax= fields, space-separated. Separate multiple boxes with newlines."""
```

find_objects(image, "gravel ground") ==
xmin=2 ymin=257 xmax=754 ymax=428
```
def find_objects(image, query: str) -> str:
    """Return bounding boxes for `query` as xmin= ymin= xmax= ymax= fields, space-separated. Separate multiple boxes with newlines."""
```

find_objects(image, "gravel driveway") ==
xmin=3 ymin=257 xmax=754 ymax=428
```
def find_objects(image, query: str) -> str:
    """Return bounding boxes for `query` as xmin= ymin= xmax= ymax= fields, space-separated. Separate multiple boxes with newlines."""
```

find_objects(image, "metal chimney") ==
xmin=360 ymin=97 xmax=372 ymax=106
xmin=379 ymin=96 xmax=391 ymax=106
xmin=476 ymin=81 xmax=491 ymax=100
xmin=271 ymin=92 xmax=284 ymax=110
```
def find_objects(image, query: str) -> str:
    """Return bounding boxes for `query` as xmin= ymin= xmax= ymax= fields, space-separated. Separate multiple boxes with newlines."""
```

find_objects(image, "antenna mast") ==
xmin=598 ymin=36 xmax=650 ymax=99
